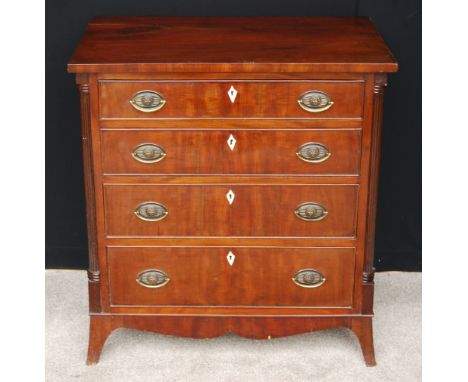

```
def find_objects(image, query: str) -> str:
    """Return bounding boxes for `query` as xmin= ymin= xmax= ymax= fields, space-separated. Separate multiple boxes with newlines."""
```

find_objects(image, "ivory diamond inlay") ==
xmin=226 ymin=189 xmax=235 ymax=205
xmin=226 ymin=251 xmax=236 ymax=266
xmin=227 ymin=134 xmax=237 ymax=151
xmin=228 ymin=85 xmax=238 ymax=103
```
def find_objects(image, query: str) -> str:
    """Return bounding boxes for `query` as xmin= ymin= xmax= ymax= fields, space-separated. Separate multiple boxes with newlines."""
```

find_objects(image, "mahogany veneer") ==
xmin=107 ymin=247 xmax=356 ymax=308
xmin=68 ymin=16 xmax=397 ymax=366
xmin=104 ymin=184 xmax=358 ymax=238
xmin=99 ymin=80 xmax=365 ymax=119
xmin=101 ymin=129 xmax=362 ymax=175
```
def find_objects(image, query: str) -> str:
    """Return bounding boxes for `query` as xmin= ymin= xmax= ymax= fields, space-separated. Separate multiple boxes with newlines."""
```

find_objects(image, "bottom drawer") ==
xmin=107 ymin=247 xmax=355 ymax=308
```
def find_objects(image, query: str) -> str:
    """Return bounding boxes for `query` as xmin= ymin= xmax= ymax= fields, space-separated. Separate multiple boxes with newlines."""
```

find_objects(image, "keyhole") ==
xmin=228 ymin=86 xmax=238 ymax=103
xmin=227 ymin=134 xmax=237 ymax=151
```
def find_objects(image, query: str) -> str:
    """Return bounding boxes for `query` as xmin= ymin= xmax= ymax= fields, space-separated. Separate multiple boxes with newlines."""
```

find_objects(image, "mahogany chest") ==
xmin=68 ymin=16 xmax=398 ymax=366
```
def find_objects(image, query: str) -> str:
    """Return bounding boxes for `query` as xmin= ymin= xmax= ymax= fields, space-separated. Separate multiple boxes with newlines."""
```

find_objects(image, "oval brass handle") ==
xmin=130 ymin=90 xmax=166 ymax=112
xmin=298 ymin=91 xmax=334 ymax=113
xmin=296 ymin=142 xmax=331 ymax=163
xmin=292 ymin=269 xmax=326 ymax=288
xmin=132 ymin=143 xmax=166 ymax=163
xmin=134 ymin=202 xmax=168 ymax=221
xmin=136 ymin=269 xmax=170 ymax=288
xmin=295 ymin=202 xmax=328 ymax=221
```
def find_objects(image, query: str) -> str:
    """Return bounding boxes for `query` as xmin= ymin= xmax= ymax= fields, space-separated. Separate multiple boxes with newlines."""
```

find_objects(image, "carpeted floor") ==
xmin=45 ymin=271 xmax=421 ymax=382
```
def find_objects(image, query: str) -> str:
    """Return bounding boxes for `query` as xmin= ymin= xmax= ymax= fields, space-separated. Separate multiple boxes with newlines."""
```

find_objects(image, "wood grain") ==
xmin=107 ymin=246 xmax=355 ymax=308
xmin=364 ymin=74 xmax=387 ymax=284
xmin=100 ymin=129 xmax=361 ymax=176
xmin=99 ymin=80 xmax=364 ymax=119
xmin=68 ymin=17 xmax=397 ymax=73
xmin=86 ymin=314 xmax=376 ymax=366
xmin=68 ymin=16 xmax=398 ymax=366
xmin=103 ymin=184 xmax=358 ymax=238
xmin=76 ymin=74 xmax=101 ymax=313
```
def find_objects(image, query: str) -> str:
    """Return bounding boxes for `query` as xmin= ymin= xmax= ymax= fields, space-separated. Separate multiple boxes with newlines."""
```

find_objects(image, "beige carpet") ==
xmin=45 ymin=271 xmax=421 ymax=381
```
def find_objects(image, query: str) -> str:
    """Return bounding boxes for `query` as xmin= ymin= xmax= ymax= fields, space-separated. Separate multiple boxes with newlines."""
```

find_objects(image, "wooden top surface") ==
xmin=68 ymin=16 xmax=398 ymax=74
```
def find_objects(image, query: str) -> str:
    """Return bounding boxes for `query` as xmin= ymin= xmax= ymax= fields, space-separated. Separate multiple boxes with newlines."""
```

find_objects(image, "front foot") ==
xmin=350 ymin=317 xmax=376 ymax=367
xmin=86 ymin=316 xmax=116 ymax=365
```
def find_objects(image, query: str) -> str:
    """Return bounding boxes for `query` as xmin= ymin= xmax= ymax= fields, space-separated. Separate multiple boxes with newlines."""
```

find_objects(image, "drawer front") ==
xmin=104 ymin=184 xmax=358 ymax=237
xmin=101 ymin=130 xmax=361 ymax=175
xmin=99 ymin=80 xmax=364 ymax=119
xmin=107 ymin=247 xmax=355 ymax=308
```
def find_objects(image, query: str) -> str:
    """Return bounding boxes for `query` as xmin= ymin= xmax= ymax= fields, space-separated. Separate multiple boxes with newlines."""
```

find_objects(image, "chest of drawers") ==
xmin=68 ymin=16 xmax=397 ymax=366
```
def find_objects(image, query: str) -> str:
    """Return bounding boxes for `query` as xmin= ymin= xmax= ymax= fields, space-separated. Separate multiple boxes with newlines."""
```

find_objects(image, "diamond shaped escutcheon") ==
xmin=226 ymin=190 xmax=235 ymax=205
xmin=228 ymin=86 xmax=238 ymax=103
xmin=227 ymin=134 xmax=237 ymax=151
xmin=226 ymin=251 xmax=236 ymax=266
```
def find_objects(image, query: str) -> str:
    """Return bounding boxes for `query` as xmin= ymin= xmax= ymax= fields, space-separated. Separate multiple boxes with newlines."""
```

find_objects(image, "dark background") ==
xmin=46 ymin=0 xmax=421 ymax=271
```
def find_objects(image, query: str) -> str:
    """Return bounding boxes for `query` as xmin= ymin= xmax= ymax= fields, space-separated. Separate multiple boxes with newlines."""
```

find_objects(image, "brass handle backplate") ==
xmin=134 ymin=202 xmax=168 ymax=221
xmin=295 ymin=202 xmax=328 ymax=221
xmin=298 ymin=91 xmax=334 ymax=113
xmin=296 ymin=142 xmax=331 ymax=163
xmin=136 ymin=269 xmax=170 ymax=288
xmin=132 ymin=143 xmax=166 ymax=163
xmin=130 ymin=90 xmax=166 ymax=112
xmin=292 ymin=269 xmax=326 ymax=288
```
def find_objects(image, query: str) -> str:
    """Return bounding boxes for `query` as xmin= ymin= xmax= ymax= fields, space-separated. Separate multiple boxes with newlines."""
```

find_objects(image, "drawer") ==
xmin=104 ymin=184 xmax=358 ymax=238
xmin=107 ymin=247 xmax=355 ymax=307
xmin=99 ymin=80 xmax=364 ymax=119
xmin=101 ymin=129 xmax=361 ymax=175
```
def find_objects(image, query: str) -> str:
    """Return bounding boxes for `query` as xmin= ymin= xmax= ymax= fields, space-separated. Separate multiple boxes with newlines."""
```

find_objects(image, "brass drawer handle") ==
xmin=130 ymin=90 xmax=166 ymax=112
xmin=132 ymin=143 xmax=166 ymax=163
xmin=295 ymin=202 xmax=328 ymax=221
xmin=134 ymin=202 xmax=168 ymax=221
xmin=136 ymin=269 xmax=170 ymax=288
xmin=292 ymin=269 xmax=326 ymax=288
xmin=296 ymin=142 xmax=331 ymax=163
xmin=298 ymin=91 xmax=334 ymax=113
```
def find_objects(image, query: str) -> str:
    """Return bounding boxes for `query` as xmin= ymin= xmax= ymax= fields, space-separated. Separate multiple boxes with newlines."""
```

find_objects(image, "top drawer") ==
xmin=99 ymin=80 xmax=364 ymax=120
